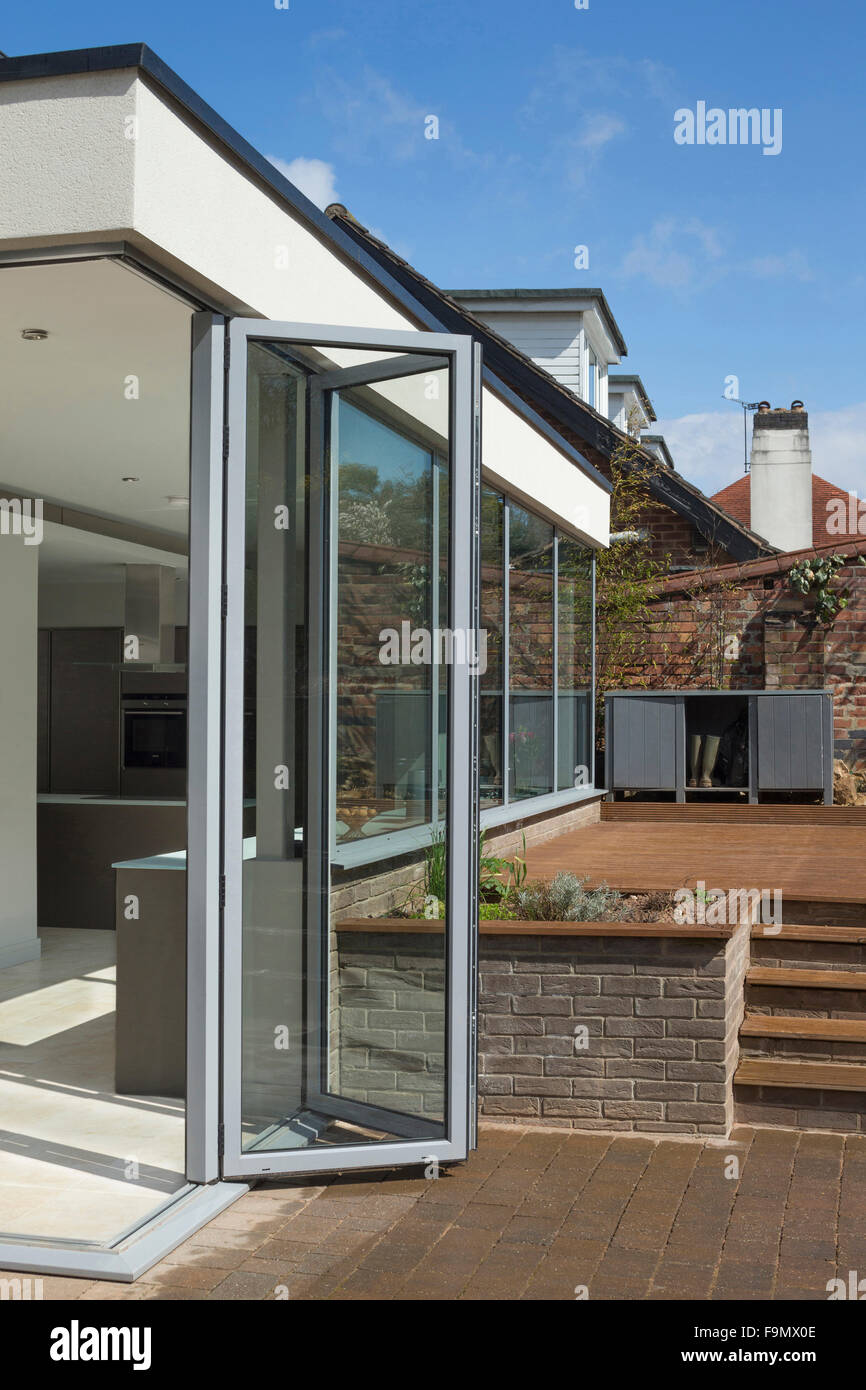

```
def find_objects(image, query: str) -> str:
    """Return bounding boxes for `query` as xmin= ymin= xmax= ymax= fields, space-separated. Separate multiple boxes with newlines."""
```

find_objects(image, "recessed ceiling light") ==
xmin=166 ymin=496 xmax=189 ymax=507
xmin=21 ymin=328 xmax=49 ymax=341
xmin=122 ymin=476 xmax=140 ymax=483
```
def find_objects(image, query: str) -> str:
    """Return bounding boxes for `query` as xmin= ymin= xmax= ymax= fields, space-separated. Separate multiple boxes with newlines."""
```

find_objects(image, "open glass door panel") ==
xmin=222 ymin=324 xmax=477 ymax=1177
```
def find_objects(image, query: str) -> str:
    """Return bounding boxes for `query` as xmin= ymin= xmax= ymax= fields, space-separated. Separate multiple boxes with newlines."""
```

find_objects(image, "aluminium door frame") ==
xmin=221 ymin=319 xmax=478 ymax=1179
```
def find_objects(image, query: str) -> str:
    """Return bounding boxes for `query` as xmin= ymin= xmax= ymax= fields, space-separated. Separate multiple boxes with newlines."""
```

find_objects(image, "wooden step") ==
xmin=747 ymin=967 xmax=866 ymax=991
xmin=601 ymin=803 xmax=866 ymax=825
xmin=751 ymin=923 xmax=866 ymax=943
xmin=741 ymin=1013 xmax=866 ymax=1044
xmin=735 ymin=1058 xmax=866 ymax=1092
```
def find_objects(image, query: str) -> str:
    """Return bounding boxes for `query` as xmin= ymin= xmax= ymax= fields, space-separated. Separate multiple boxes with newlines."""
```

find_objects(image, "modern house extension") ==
xmin=0 ymin=44 xmax=613 ymax=1279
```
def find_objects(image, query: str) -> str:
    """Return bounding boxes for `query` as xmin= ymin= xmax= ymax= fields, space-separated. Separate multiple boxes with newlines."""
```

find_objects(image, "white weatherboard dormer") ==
xmin=608 ymin=374 xmax=656 ymax=437
xmin=449 ymin=288 xmax=626 ymax=415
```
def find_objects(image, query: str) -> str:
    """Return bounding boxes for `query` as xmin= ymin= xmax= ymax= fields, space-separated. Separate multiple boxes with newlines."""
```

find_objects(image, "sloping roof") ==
xmin=712 ymin=473 xmax=862 ymax=546
xmin=325 ymin=206 xmax=773 ymax=564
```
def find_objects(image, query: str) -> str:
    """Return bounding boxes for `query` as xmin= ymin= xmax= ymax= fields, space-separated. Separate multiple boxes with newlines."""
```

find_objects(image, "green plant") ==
xmin=480 ymin=901 xmax=517 ymax=921
xmin=422 ymin=823 xmax=447 ymax=904
xmin=514 ymin=872 xmax=624 ymax=922
xmin=788 ymin=553 xmax=864 ymax=627
xmin=405 ymin=826 xmax=528 ymax=917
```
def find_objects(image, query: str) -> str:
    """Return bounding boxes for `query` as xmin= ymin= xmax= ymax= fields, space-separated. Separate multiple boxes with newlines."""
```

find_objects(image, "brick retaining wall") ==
xmin=334 ymin=920 xmax=751 ymax=1137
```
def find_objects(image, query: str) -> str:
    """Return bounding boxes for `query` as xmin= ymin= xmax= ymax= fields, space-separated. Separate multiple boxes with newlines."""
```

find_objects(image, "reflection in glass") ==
xmin=480 ymin=489 xmax=504 ymax=807
xmin=509 ymin=504 xmax=554 ymax=800
xmin=240 ymin=344 xmax=452 ymax=1152
xmin=334 ymin=399 xmax=434 ymax=843
xmin=557 ymin=537 xmax=593 ymax=791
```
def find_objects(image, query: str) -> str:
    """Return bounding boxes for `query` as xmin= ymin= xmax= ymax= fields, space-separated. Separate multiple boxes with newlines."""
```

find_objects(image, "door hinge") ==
xmin=222 ymin=425 xmax=230 ymax=462
xmin=218 ymin=874 xmax=226 ymax=909
xmin=221 ymin=583 xmax=228 ymax=620
xmin=218 ymin=1123 xmax=225 ymax=1157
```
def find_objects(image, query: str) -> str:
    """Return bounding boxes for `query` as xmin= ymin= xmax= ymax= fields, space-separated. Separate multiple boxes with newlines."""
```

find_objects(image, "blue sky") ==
xmin=5 ymin=1 xmax=865 ymax=495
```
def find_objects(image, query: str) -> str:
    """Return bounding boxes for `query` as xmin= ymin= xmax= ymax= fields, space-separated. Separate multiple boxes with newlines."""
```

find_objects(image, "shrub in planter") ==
xmin=514 ymin=872 xmax=624 ymax=922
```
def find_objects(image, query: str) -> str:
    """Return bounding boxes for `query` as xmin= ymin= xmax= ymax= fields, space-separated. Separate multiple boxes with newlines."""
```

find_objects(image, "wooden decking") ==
xmin=523 ymin=818 xmax=866 ymax=903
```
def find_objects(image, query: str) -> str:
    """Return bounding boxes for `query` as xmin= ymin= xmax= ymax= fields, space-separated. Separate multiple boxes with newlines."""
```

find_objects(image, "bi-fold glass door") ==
xmin=220 ymin=322 xmax=479 ymax=1178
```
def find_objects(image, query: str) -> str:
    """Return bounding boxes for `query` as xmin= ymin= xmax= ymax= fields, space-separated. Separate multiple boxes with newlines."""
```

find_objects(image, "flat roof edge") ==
xmin=0 ymin=43 xmax=447 ymax=337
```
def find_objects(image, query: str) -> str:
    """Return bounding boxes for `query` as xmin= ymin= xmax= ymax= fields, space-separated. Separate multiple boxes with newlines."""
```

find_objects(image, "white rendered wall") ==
xmin=750 ymin=426 xmax=813 ymax=552
xmin=482 ymin=388 xmax=610 ymax=546
xmin=0 ymin=534 xmax=40 ymax=967
xmin=0 ymin=71 xmax=136 ymax=243
xmin=0 ymin=69 xmax=609 ymax=547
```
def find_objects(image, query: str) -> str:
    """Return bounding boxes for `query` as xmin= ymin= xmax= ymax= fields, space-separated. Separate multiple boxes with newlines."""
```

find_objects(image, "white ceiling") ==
xmin=37 ymin=521 xmax=189 ymax=581
xmin=0 ymin=258 xmax=193 ymax=549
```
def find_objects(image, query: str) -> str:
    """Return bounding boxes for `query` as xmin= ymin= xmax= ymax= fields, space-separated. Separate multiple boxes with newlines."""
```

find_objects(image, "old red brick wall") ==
xmin=618 ymin=559 xmax=866 ymax=771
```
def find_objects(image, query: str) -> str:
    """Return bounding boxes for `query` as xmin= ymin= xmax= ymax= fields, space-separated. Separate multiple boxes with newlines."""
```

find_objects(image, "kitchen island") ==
xmin=37 ymin=795 xmax=188 ymax=932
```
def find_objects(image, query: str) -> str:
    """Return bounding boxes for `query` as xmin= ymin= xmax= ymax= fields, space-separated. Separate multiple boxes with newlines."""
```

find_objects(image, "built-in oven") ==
xmin=121 ymin=695 xmax=187 ymax=798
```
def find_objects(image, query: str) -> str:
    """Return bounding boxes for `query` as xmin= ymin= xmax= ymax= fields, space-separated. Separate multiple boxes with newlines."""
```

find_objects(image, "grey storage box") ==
xmin=605 ymin=689 xmax=834 ymax=804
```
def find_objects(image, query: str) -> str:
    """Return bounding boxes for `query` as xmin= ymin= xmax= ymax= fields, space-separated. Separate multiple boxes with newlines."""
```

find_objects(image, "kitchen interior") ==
xmin=0 ymin=257 xmax=196 ymax=1243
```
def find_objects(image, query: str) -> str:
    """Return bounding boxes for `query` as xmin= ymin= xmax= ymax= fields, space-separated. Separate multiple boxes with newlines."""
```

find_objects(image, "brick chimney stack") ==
xmin=749 ymin=400 xmax=812 ymax=551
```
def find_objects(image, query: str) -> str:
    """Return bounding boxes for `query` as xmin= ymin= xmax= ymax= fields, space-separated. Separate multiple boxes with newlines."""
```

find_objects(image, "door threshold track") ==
xmin=0 ymin=1180 xmax=248 ymax=1283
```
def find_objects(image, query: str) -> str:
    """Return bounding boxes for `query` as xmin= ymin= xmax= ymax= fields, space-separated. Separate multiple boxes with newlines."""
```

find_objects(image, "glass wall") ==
xmin=480 ymin=489 xmax=595 ymax=813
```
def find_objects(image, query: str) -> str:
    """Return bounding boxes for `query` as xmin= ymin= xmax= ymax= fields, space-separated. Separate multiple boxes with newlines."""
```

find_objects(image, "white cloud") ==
xmin=620 ymin=217 xmax=725 ymax=290
xmin=653 ymin=403 xmax=866 ymax=499
xmin=311 ymin=66 xmax=475 ymax=165
xmin=810 ymin=403 xmax=866 ymax=494
xmin=652 ymin=410 xmax=745 ymax=494
xmin=747 ymin=249 xmax=813 ymax=281
xmin=267 ymin=156 xmax=339 ymax=210
xmin=578 ymin=114 xmax=627 ymax=151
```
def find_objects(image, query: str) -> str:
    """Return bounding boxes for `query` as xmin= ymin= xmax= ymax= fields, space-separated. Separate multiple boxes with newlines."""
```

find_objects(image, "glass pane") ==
xmin=240 ymin=345 xmax=308 ymax=1151
xmin=480 ymin=489 xmax=504 ymax=808
xmin=509 ymin=504 xmax=554 ymax=800
xmin=334 ymin=399 xmax=433 ymax=842
xmin=329 ymin=366 xmax=450 ymax=1135
xmin=240 ymin=344 xmax=452 ymax=1152
xmin=557 ymin=537 xmax=594 ymax=790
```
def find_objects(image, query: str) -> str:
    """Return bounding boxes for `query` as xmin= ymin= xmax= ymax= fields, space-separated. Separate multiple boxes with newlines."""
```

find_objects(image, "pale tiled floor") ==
xmin=0 ymin=928 xmax=186 ymax=1243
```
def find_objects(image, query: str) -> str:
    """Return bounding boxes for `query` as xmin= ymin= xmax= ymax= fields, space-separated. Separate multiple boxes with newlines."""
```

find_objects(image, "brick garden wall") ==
xmin=478 ymin=925 xmax=751 ymax=1136
xmin=608 ymin=557 xmax=866 ymax=771
xmin=334 ymin=921 xmax=752 ymax=1138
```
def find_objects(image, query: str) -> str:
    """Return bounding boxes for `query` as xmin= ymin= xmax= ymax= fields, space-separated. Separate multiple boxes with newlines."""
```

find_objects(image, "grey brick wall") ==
xmin=334 ymin=930 xmax=447 ymax=1119
xmin=335 ymin=920 xmax=751 ymax=1138
xmin=478 ymin=926 xmax=751 ymax=1136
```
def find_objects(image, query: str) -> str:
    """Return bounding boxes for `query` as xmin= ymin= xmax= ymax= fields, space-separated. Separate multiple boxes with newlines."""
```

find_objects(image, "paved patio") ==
xmin=14 ymin=1122 xmax=866 ymax=1301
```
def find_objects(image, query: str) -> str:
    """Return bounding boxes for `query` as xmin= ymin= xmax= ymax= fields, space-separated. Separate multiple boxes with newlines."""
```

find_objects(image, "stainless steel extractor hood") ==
xmin=123 ymin=564 xmax=183 ymax=671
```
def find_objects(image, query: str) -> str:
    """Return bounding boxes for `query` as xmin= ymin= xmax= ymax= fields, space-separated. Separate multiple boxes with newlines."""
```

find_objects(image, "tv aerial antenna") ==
xmin=722 ymin=395 xmax=761 ymax=473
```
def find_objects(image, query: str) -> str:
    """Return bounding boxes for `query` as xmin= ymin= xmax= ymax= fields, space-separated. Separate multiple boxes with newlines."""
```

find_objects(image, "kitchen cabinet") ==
xmin=46 ymin=627 xmax=122 ymax=794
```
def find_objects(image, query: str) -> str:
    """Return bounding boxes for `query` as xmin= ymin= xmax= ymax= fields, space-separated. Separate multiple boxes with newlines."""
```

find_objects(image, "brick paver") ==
xmin=8 ymin=1124 xmax=865 ymax=1301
